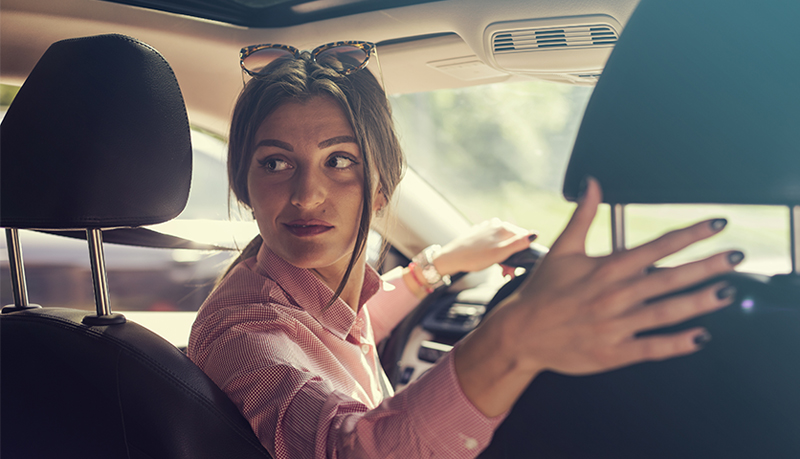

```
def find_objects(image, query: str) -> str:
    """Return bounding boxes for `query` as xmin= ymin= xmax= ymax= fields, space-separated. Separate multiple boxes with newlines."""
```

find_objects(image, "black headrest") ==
xmin=563 ymin=0 xmax=800 ymax=205
xmin=0 ymin=34 xmax=192 ymax=229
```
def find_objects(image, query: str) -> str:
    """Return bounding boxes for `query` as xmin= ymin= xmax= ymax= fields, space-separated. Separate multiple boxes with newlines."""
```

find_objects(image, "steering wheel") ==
xmin=380 ymin=244 xmax=547 ymax=388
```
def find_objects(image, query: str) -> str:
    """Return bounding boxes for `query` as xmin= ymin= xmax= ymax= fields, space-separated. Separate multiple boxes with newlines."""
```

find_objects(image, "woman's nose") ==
xmin=290 ymin=167 xmax=325 ymax=209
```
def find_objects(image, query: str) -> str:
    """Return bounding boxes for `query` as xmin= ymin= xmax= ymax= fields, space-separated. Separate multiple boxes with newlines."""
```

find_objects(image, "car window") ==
xmin=2 ymin=77 xmax=791 ymax=315
xmin=391 ymin=80 xmax=791 ymax=275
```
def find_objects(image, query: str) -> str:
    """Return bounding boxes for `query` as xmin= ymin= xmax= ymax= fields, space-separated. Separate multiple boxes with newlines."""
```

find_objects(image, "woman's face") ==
xmin=247 ymin=95 xmax=380 ymax=276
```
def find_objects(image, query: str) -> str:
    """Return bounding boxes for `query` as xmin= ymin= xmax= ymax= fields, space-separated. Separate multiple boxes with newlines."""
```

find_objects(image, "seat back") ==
xmin=2 ymin=308 xmax=272 ymax=459
xmin=0 ymin=34 xmax=271 ymax=458
xmin=486 ymin=0 xmax=800 ymax=457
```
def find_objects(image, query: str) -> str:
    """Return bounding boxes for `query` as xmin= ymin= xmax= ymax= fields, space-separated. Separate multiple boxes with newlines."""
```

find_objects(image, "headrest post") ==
xmin=791 ymin=205 xmax=799 ymax=276
xmin=88 ymin=228 xmax=111 ymax=316
xmin=1 ymin=228 xmax=41 ymax=313
xmin=82 ymin=228 xmax=125 ymax=325
xmin=611 ymin=204 xmax=626 ymax=253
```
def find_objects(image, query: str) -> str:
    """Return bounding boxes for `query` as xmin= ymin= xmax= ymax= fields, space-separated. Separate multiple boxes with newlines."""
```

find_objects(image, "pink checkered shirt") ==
xmin=188 ymin=244 xmax=502 ymax=458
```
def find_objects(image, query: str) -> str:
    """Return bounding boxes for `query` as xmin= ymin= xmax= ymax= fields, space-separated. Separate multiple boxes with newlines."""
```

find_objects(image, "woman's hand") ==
xmin=433 ymin=219 xmax=536 ymax=276
xmin=454 ymin=177 xmax=741 ymax=417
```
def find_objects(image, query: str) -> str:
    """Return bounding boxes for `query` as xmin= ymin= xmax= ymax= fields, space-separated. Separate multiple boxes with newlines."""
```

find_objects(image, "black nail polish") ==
xmin=716 ymin=285 xmax=736 ymax=300
xmin=710 ymin=218 xmax=727 ymax=231
xmin=694 ymin=331 xmax=712 ymax=347
xmin=528 ymin=233 xmax=538 ymax=241
xmin=728 ymin=251 xmax=745 ymax=266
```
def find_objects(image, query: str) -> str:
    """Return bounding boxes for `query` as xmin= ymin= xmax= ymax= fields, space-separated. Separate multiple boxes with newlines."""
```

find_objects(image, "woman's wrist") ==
xmin=412 ymin=245 xmax=451 ymax=289
xmin=453 ymin=308 xmax=541 ymax=417
xmin=402 ymin=264 xmax=429 ymax=299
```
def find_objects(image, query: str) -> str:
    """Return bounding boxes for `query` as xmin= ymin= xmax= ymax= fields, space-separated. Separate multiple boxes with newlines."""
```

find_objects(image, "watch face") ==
xmin=421 ymin=265 xmax=442 ymax=285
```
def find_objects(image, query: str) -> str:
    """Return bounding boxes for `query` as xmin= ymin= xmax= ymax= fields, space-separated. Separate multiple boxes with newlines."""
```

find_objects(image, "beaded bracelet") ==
xmin=407 ymin=261 xmax=433 ymax=294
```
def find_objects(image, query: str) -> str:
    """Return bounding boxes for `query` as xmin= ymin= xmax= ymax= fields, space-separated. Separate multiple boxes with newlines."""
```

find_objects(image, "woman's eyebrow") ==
xmin=318 ymin=135 xmax=358 ymax=149
xmin=255 ymin=139 xmax=293 ymax=151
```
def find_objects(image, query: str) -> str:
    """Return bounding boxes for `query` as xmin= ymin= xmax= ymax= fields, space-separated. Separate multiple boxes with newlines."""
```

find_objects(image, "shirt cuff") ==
xmin=401 ymin=349 xmax=505 ymax=458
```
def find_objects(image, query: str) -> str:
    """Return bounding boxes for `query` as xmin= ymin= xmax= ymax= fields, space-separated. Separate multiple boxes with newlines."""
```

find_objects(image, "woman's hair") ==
xmin=222 ymin=52 xmax=405 ymax=305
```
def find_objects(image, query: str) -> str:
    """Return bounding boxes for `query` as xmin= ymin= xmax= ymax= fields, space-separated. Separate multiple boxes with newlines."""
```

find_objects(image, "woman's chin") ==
xmin=275 ymin=246 xmax=344 ymax=271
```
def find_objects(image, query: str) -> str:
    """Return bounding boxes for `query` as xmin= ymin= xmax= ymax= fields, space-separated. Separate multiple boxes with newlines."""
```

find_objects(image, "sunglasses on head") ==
xmin=240 ymin=41 xmax=376 ymax=78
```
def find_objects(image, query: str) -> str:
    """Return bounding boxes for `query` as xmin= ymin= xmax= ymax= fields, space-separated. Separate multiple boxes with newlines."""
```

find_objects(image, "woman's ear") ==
xmin=372 ymin=187 xmax=387 ymax=214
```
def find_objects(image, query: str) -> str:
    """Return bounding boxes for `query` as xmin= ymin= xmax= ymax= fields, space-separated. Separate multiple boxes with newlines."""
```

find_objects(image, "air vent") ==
xmin=484 ymin=16 xmax=623 ymax=79
xmin=493 ymin=24 xmax=618 ymax=54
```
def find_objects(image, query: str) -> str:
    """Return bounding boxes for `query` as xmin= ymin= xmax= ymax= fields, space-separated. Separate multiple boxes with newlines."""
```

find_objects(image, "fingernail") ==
xmin=709 ymin=218 xmax=727 ymax=231
xmin=528 ymin=233 xmax=538 ymax=241
xmin=727 ymin=251 xmax=745 ymax=266
xmin=716 ymin=285 xmax=736 ymax=300
xmin=645 ymin=265 xmax=659 ymax=274
xmin=694 ymin=331 xmax=712 ymax=347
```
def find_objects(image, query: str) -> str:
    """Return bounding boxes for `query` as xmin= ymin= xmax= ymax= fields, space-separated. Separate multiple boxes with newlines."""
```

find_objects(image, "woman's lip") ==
xmin=282 ymin=220 xmax=334 ymax=237
xmin=285 ymin=219 xmax=333 ymax=227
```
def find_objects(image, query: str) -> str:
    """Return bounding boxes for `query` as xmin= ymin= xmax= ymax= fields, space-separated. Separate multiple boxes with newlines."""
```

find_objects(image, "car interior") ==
xmin=1 ymin=0 xmax=798 ymax=457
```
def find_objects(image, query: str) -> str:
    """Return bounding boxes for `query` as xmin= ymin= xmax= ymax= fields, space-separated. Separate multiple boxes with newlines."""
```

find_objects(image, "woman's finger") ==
xmin=597 ymin=250 xmax=742 ymax=317
xmin=611 ymin=218 xmax=729 ymax=276
xmin=498 ymin=231 xmax=536 ymax=251
xmin=618 ymin=327 xmax=710 ymax=365
xmin=548 ymin=177 xmax=602 ymax=256
xmin=617 ymin=281 xmax=735 ymax=334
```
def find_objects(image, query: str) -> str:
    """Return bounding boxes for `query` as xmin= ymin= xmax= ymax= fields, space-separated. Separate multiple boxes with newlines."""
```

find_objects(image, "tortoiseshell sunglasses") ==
xmin=240 ymin=41 xmax=376 ymax=78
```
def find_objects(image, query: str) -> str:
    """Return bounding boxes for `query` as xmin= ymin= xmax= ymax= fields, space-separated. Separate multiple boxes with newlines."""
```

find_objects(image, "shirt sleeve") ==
xmin=197 ymin=311 xmax=503 ymax=459
xmin=370 ymin=266 xmax=421 ymax=343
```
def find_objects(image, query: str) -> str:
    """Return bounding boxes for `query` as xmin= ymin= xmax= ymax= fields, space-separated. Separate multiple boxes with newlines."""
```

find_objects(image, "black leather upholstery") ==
xmin=562 ymin=0 xmax=800 ymax=205
xmin=0 ymin=34 xmax=272 ymax=458
xmin=1 ymin=308 xmax=272 ymax=459
xmin=0 ymin=34 xmax=192 ymax=228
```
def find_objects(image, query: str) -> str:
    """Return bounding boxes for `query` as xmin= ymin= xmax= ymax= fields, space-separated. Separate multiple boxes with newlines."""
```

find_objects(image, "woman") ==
xmin=188 ymin=45 xmax=741 ymax=458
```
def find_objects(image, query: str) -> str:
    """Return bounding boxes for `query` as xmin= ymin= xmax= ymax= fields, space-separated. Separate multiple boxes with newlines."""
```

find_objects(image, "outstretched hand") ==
xmin=454 ymin=177 xmax=742 ymax=417
xmin=433 ymin=219 xmax=535 ymax=276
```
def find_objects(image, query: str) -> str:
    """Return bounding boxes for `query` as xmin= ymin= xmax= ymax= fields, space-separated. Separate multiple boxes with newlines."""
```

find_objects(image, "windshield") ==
xmin=390 ymin=80 xmax=790 ymax=275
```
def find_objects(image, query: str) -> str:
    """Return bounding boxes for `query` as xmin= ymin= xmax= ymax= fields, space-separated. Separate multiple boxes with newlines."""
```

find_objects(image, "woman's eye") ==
xmin=328 ymin=155 xmax=356 ymax=169
xmin=259 ymin=157 xmax=289 ymax=172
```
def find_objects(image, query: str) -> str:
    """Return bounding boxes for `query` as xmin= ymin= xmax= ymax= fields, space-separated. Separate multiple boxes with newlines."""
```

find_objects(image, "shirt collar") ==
xmin=255 ymin=244 xmax=381 ymax=340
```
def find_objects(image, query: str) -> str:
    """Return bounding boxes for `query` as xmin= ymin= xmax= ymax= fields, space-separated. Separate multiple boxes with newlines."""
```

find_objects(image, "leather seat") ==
xmin=0 ymin=34 xmax=272 ymax=459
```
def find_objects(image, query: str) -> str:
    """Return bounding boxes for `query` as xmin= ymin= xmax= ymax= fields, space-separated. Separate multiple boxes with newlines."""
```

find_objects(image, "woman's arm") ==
xmin=197 ymin=307 xmax=499 ymax=459
xmin=371 ymin=222 xmax=535 ymax=340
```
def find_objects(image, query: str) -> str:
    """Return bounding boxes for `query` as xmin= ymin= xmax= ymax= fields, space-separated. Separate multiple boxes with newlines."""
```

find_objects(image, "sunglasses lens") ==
xmin=242 ymin=47 xmax=295 ymax=76
xmin=316 ymin=45 xmax=370 ymax=73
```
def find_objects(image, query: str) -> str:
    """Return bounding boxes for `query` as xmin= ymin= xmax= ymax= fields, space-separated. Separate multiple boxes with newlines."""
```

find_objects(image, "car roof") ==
xmin=100 ymin=0 xmax=446 ymax=28
xmin=0 ymin=0 xmax=638 ymax=135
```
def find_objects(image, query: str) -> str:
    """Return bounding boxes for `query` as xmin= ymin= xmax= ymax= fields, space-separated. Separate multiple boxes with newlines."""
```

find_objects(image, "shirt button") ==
xmin=361 ymin=344 xmax=370 ymax=355
xmin=464 ymin=438 xmax=478 ymax=450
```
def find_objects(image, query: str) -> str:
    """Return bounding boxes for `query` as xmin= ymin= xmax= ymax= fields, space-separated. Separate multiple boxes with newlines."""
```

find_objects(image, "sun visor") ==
xmin=563 ymin=0 xmax=800 ymax=205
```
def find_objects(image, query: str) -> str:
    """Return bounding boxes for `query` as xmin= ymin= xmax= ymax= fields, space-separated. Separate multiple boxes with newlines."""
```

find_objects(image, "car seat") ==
xmin=483 ymin=0 xmax=800 ymax=458
xmin=0 ymin=34 xmax=272 ymax=459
